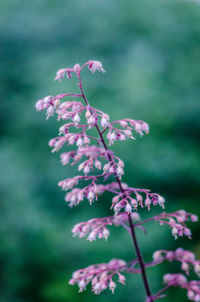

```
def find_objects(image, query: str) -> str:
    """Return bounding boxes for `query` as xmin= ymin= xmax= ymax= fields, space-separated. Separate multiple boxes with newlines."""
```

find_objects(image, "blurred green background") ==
xmin=0 ymin=0 xmax=200 ymax=301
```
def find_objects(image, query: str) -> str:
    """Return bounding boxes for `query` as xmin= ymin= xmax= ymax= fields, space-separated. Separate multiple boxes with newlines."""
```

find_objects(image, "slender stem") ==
xmin=78 ymin=73 xmax=154 ymax=301
xmin=152 ymin=285 xmax=171 ymax=300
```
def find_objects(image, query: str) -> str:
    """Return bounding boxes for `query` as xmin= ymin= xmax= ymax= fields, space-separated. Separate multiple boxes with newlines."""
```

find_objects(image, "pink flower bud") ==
xmin=109 ymin=280 xmax=116 ymax=293
xmin=153 ymin=251 xmax=163 ymax=261
xmin=194 ymin=263 xmax=200 ymax=275
xmin=83 ymin=165 xmax=90 ymax=175
xmin=145 ymin=197 xmax=151 ymax=210
xmin=141 ymin=122 xmax=150 ymax=134
xmin=54 ymin=99 xmax=60 ymax=109
xmin=46 ymin=106 xmax=54 ymax=119
xmin=157 ymin=195 xmax=165 ymax=208
xmin=95 ymin=160 xmax=102 ymax=170
xmin=125 ymin=203 xmax=132 ymax=214
xmin=194 ymin=294 xmax=200 ymax=302
xmin=87 ymin=191 xmax=94 ymax=203
xmin=87 ymin=230 xmax=97 ymax=241
xmin=88 ymin=60 xmax=105 ymax=73
xmin=191 ymin=214 xmax=198 ymax=222
xmin=114 ymin=203 xmax=121 ymax=214
xmin=130 ymin=198 xmax=138 ymax=209
xmin=76 ymin=137 xmax=83 ymax=147
xmin=73 ymin=64 xmax=81 ymax=73
xmin=85 ymin=109 xmax=92 ymax=119
xmin=73 ymin=113 xmax=80 ymax=124
xmin=102 ymin=228 xmax=110 ymax=240
xmin=134 ymin=122 xmax=142 ymax=134
xmin=188 ymin=290 xmax=195 ymax=299
xmin=100 ymin=115 xmax=109 ymax=128
xmin=83 ymin=135 xmax=90 ymax=145
xmin=116 ymin=166 xmax=124 ymax=177
xmin=78 ymin=279 xmax=86 ymax=292
xmin=118 ymin=273 xmax=126 ymax=284
xmin=181 ymin=262 xmax=189 ymax=272
xmin=120 ymin=120 xmax=128 ymax=128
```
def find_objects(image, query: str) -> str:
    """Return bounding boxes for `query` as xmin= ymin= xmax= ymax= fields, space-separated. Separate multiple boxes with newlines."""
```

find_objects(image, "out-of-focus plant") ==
xmin=36 ymin=61 xmax=200 ymax=301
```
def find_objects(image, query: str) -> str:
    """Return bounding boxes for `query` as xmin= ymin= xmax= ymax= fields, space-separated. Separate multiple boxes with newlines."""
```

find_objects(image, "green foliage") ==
xmin=0 ymin=0 xmax=200 ymax=301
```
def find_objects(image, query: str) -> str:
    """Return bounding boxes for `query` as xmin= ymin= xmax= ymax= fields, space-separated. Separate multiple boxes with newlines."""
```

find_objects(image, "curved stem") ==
xmin=77 ymin=72 xmax=154 ymax=301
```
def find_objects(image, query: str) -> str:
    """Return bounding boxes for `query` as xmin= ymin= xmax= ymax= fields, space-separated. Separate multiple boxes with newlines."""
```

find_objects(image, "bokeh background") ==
xmin=1 ymin=0 xmax=200 ymax=301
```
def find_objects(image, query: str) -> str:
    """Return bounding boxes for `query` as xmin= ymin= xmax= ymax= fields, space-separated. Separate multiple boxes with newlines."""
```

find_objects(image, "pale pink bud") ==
xmin=77 ymin=192 xmax=84 ymax=202
xmin=157 ymin=195 xmax=165 ymax=208
xmin=88 ymin=60 xmax=105 ymax=73
xmin=85 ymin=109 xmax=92 ymax=119
xmin=95 ymin=160 xmax=102 ymax=170
xmin=120 ymin=120 xmax=128 ymax=128
xmin=73 ymin=113 xmax=80 ymax=124
xmin=68 ymin=134 xmax=76 ymax=145
xmin=83 ymin=136 xmax=90 ymax=145
xmin=102 ymin=228 xmax=110 ymax=240
xmin=109 ymin=165 xmax=115 ymax=174
xmin=118 ymin=273 xmax=126 ymax=284
xmin=76 ymin=137 xmax=83 ymax=147
xmin=100 ymin=115 xmax=109 ymax=128
xmin=194 ymin=294 xmax=200 ymax=302
xmin=87 ymin=191 xmax=94 ymax=203
xmin=134 ymin=122 xmax=142 ymax=134
xmin=93 ymin=282 xmax=102 ymax=294
xmin=191 ymin=214 xmax=198 ymax=222
xmin=54 ymin=99 xmax=60 ymax=109
xmin=123 ymin=130 xmax=133 ymax=138
xmin=184 ymin=228 xmax=192 ymax=238
xmin=153 ymin=251 xmax=163 ymax=261
xmin=125 ymin=203 xmax=132 ymax=214
xmin=46 ymin=106 xmax=54 ymax=119
xmin=78 ymin=162 xmax=84 ymax=171
xmin=87 ymin=230 xmax=97 ymax=241
xmin=78 ymin=279 xmax=86 ymax=292
xmin=118 ymin=159 xmax=124 ymax=168
xmin=194 ymin=263 xmax=200 ymax=275
xmin=145 ymin=197 xmax=151 ymax=210
xmin=136 ymin=193 xmax=143 ymax=206
xmin=114 ymin=203 xmax=121 ymax=214
xmin=172 ymin=227 xmax=178 ymax=239
xmin=87 ymin=115 xmax=96 ymax=128
xmin=73 ymin=63 xmax=81 ymax=72
xmin=130 ymin=198 xmax=138 ymax=209
xmin=163 ymin=274 xmax=173 ymax=284
xmin=103 ymin=163 xmax=110 ymax=173
xmin=131 ymin=212 xmax=140 ymax=221
xmin=108 ymin=132 xmax=116 ymax=143
xmin=112 ymin=195 xmax=119 ymax=204
xmin=181 ymin=262 xmax=189 ymax=272
xmin=116 ymin=166 xmax=124 ymax=177
xmin=109 ymin=280 xmax=116 ymax=294
xmin=141 ymin=122 xmax=150 ymax=134
xmin=83 ymin=165 xmax=90 ymax=175
xmin=187 ymin=290 xmax=195 ymax=299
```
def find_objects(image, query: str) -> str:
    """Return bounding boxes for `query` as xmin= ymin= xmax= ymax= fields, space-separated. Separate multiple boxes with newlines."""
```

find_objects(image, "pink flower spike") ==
xmin=36 ymin=60 xmax=199 ymax=301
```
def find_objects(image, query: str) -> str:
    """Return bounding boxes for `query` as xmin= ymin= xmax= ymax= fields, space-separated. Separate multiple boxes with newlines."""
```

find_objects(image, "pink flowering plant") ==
xmin=36 ymin=60 xmax=200 ymax=301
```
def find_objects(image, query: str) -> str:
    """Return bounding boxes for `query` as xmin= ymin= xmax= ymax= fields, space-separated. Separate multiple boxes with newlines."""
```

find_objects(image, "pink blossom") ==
xmin=36 ymin=60 xmax=199 ymax=301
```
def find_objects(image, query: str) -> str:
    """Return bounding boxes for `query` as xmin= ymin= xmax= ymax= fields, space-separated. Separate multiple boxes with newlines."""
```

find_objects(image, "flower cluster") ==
xmin=153 ymin=248 xmax=200 ymax=276
xmin=72 ymin=212 xmax=140 ymax=242
xmin=36 ymin=60 xmax=199 ymax=302
xmin=69 ymin=259 xmax=127 ymax=294
xmin=154 ymin=210 xmax=197 ymax=239
xmin=111 ymin=189 xmax=165 ymax=214
xmin=163 ymin=274 xmax=200 ymax=301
